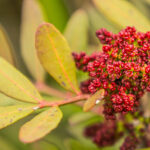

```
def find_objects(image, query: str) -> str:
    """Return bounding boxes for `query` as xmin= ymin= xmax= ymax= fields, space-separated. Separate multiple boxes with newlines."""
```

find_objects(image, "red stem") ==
xmin=39 ymin=94 xmax=90 ymax=108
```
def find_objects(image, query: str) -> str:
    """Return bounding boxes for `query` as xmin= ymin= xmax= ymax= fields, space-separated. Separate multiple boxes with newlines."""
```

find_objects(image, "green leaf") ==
xmin=35 ymin=23 xmax=80 ymax=94
xmin=21 ymin=0 xmax=45 ymax=81
xmin=93 ymin=0 xmax=150 ymax=32
xmin=64 ymin=9 xmax=89 ymax=52
xmin=0 ymin=104 xmax=35 ymax=129
xmin=38 ymin=0 xmax=69 ymax=32
xmin=0 ymin=57 xmax=42 ymax=103
xmin=83 ymin=89 xmax=104 ymax=112
xmin=19 ymin=106 xmax=63 ymax=143
xmin=0 ymin=24 xmax=15 ymax=65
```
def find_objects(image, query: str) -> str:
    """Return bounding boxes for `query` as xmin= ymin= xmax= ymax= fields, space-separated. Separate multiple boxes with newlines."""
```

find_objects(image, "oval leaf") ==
xmin=21 ymin=0 xmax=45 ymax=81
xmin=93 ymin=0 xmax=150 ymax=32
xmin=19 ymin=106 xmax=62 ymax=143
xmin=0 ymin=57 xmax=42 ymax=103
xmin=0 ymin=104 xmax=35 ymax=129
xmin=0 ymin=24 xmax=15 ymax=65
xmin=64 ymin=9 xmax=89 ymax=52
xmin=35 ymin=23 xmax=80 ymax=94
xmin=83 ymin=89 xmax=104 ymax=112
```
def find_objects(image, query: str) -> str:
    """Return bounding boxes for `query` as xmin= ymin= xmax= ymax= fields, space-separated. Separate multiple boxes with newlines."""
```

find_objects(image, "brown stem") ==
xmin=35 ymin=81 xmax=69 ymax=98
xmin=39 ymin=94 xmax=90 ymax=108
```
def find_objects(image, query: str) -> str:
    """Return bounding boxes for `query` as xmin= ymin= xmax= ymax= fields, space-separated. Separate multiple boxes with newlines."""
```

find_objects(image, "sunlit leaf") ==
xmin=21 ymin=0 xmax=45 ymax=81
xmin=35 ymin=23 xmax=80 ymax=94
xmin=64 ymin=9 xmax=89 ymax=52
xmin=83 ymin=89 xmax=104 ymax=112
xmin=0 ymin=57 xmax=42 ymax=103
xmin=19 ymin=106 xmax=62 ymax=143
xmin=93 ymin=0 xmax=150 ymax=32
xmin=0 ymin=104 xmax=35 ymax=129
xmin=0 ymin=24 xmax=15 ymax=65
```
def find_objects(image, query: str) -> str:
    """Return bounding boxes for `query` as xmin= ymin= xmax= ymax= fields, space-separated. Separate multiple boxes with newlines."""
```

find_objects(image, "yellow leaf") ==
xmin=0 ymin=24 xmax=15 ymax=65
xmin=83 ymin=89 xmax=104 ymax=112
xmin=0 ymin=104 xmax=36 ymax=129
xmin=35 ymin=23 xmax=80 ymax=94
xmin=19 ymin=107 xmax=62 ymax=143
xmin=21 ymin=0 xmax=45 ymax=81
xmin=0 ymin=57 xmax=42 ymax=103
xmin=64 ymin=9 xmax=89 ymax=52
xmin=93 ymin=0 xmax=150 ymax=32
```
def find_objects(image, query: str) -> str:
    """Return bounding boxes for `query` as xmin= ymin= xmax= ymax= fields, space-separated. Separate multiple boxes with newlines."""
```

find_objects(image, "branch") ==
xmin=39 ymin=94 xmax=90 ymax=108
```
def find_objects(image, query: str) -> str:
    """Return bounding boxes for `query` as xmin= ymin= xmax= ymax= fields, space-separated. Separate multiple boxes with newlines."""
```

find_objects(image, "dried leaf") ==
xmin=93 ymin=0 xmax=150 ymax=32
xmin=19 ymin=106 xmax=62 ymax=143
xmin=0 ymin=24 xmax=15 ymax=65
xmin=21 ymin=0 xmax=45 ymax=81
xmin=64 ymin=9 xmax=89 ymax=52
xmin=0 ymin=57 xmax=42 ymax=103
xmin=83 ymin=89 xmax=104 ymax=112
xmin=35 ymin=23 xmax=80 ymax=94
xmin=0 ymin=104 xmax=35 ymax=129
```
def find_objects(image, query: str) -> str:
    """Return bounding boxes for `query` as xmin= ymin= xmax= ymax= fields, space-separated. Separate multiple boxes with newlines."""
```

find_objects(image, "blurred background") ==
xmin=0 ymin=0 xmax=150 ymax=149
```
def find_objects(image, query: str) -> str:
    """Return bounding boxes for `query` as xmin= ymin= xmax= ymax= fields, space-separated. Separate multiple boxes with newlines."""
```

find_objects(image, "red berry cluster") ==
xmin=73 ymin=26 xmax=150 ymax=119
xmin=84 ymin=120 xmax=121 ymax=147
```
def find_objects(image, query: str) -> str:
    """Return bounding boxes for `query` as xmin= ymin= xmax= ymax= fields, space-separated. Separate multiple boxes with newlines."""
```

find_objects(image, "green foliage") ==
xmin=0 ymin=57 xmax=42 ymax=103
xmin=93 ymin=0 xmax=150 ymax=32
xmin=21 ymin=0 xmax=45 ymax=81
xmin=0 ymin=104 xmax=35 ymax=129
xmin=19 ymin=107 xmax=62 ymax=143
xmin=64 ymin=9 xmax=89 ymax=52
xmin=35 ymin=23 xmax=79 ymax=93
xmin=0 ymin=24 xmax=16 ymax=66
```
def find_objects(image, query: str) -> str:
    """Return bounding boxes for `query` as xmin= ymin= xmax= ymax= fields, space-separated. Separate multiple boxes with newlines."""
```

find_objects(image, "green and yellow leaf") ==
xmin=0 ymin=25 xmax=15 ymax=65
xmin=64 ymin=9 xmax=89 ymax=52
xmin=0 ymin=104 xmax=36 ymax=129
xmin=19 ymin=106 xmax=62 ymax=143
xmin=83 ymin=89 xmax=104 ymax=112
xmin=21 ymin=0 xmax=45 ymax=81
xmin=93 ymin=0 xmax=150 ymax=32
xmin=0 ymin=57 xmax=42 ymax=103
xmin=35 ymin=23 xmax=80 ymax=94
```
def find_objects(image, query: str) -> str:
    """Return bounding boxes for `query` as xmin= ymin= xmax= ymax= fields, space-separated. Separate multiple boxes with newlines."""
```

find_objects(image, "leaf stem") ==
xmin=35 ymin=81 xmax=69 ymax=98
xmin=39 ymin=94 xmax=90 ymax=108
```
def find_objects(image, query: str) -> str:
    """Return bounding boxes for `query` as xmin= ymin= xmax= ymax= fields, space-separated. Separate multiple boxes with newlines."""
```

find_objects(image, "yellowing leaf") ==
xmin=21 ymin=0 xmax=45 ymax=81
xmin=93 ymin=0 xmax=150 ymax=32
xmin=64 ymin=9 xmax=89 ymax=52
xmin=83 ymin=89 xmax=104 ymax=112
xmin=0 ymin=57 xmax=42 ymax=103
xmin=0 ymin=25 xmax=15 ymax=65
xmin=19 ymin=106 xmax=62 ymax=143
xmin=35 ymin=23 xmax=80 ymax=94
xmin=0 ymin=104 xmax=35 ymax=129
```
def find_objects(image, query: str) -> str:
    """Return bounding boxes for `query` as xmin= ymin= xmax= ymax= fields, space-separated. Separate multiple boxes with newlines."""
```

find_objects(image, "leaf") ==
xmin=0 ymin=104 xmax=35 ymax=129
xmin=38 ymin=0 xmax=69 ymax=32
xmin=35 ymin=23 xmax=80 ymax=94
xmin=19 ymin=106 xmax=62 ymax=143
xmin=93 ymin=0 xmax=150 ymax=32
xmin=83 ymin=89 xmax=104 ymax=112
xmin=0 ymin=24 xmax=15 ymax=65
xmin=64 ymin=9 xmax=89 ymax=52
xmin=21 ymin=0 xmax=45 ymax=81
xmin=0 ymin=57 xmax=42 ymax=103
xmin=0 ymin=93 xmax=26 ymax=106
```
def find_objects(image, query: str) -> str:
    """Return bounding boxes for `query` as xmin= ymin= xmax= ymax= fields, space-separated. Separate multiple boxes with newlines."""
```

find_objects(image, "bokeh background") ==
xmin=0 ymin=0 xmax=150 ymax=149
